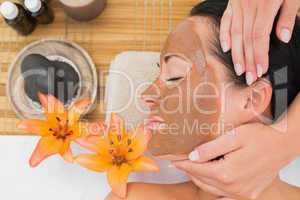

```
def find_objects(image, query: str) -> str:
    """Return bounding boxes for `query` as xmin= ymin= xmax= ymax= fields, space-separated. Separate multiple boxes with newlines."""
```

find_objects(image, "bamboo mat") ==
xmin=0 ymin=0 xmax=199 ymax=135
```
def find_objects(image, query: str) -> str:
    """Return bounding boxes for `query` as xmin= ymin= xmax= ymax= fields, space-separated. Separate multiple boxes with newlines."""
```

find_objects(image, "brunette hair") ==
xmin=191 ymin=0 xmax=300 ymax=119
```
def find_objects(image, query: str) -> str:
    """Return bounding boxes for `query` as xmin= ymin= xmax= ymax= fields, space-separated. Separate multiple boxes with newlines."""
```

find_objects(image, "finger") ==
xmin=172 ymin=160 xmax=224 ymax=180
xmin=220 ymin=2 xmax=233 ymax=52
xmin=276 ymin=0 xmax=299 ymax=43
xmin=253 ymin=1 xmax=282 ymax=76
xmin=230 ymin=0 xmax=246 ymax=76
xmin=189 ymin=175 xmax=227 ymax=197
xmin=241 ymin=0 xmax=257 ymax=84
xmin=188 ymin=131 xmax=241 ymax=163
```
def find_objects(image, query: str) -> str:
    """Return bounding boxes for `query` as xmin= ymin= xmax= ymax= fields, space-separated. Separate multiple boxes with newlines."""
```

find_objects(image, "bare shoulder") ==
xmin=105 ymin=183 xmax=170 ymax=200
xmin=105 ymin=182 xmax=198 ymax=200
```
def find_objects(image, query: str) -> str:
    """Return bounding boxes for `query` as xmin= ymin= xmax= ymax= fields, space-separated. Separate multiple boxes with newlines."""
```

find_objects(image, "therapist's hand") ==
xmin=172 ymin=123 xmax=300 ymax=199
xmin=220 ymin=0 xmax=300 ymax=85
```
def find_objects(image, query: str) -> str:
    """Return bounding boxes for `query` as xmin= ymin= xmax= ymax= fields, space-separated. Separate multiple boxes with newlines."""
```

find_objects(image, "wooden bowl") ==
xmin=7 ymin=39 xmax=98 ymax=119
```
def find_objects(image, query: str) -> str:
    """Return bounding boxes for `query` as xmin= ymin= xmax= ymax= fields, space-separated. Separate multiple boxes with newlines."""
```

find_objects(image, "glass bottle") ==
xmin=0 ymin=1 xmax=36 ymax=36
xmin=24 ymin=0 xmax=54 ymax=24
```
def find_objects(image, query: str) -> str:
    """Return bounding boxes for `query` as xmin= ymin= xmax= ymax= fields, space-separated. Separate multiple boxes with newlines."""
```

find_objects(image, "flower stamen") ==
xmin=112 ymin=155 xmax=126 ymax=166
xmin=117 ymin=134 xmax=122 ymax=142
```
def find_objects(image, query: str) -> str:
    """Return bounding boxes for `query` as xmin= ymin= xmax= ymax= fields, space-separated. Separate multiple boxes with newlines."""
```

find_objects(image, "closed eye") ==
xmin=167 ymin=77 xmax=183 ymax=82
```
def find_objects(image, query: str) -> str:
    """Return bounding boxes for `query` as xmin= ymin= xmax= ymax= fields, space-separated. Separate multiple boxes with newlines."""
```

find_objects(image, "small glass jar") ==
xmin=59 ymin=0 xmax=107 ymax=21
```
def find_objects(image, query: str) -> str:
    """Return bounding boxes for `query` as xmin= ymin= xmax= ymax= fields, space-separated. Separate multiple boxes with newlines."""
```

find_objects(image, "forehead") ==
xmin=161 ymin=17 xmax=213 ymax=63
xmin=161 ymin=16 xmax=232 ymax=84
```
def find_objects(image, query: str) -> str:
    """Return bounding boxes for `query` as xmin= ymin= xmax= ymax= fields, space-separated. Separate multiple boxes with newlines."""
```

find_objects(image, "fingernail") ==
xmin=256 ymin=64 xmax=263 ymax=78
xmin=234 ymin=63 xmax=243 ymax=76
xmin=246 ymin=72 xmax=254 ymax=85
xmin=221 ymin=41 xmax=230 ymax=52
xmin=281 ymin=28 xmax=291 ymax=43
xmin=188 ymin=150 xmax=199 ymax=161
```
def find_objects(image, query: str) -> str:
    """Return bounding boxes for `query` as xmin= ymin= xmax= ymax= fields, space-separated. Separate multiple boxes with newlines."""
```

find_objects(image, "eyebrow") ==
xmin=163 ymin=53 xmax=191 ymax=64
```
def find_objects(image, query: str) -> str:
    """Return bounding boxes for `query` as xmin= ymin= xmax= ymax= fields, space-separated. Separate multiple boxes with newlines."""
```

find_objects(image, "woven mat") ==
xmin=0 ymin=0 xmax=198 ymax=135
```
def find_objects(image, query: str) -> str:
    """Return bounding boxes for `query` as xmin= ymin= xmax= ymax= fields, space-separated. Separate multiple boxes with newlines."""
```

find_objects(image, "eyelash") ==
xmin=167 ymin=77 xmax=183 ymax=82
xmin=156 ymin=62 xmax=184 ymax=83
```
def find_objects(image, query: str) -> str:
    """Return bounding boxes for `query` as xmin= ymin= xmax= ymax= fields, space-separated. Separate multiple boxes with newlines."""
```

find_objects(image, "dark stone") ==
xmin=21 ymin=54 xmax=80 ymax=104
xmin=52 ymin=60 xmax=80 ymax=104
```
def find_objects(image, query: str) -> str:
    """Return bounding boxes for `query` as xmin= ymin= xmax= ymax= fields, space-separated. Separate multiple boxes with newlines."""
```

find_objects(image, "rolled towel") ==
xmin=105 ymin=51 xmax=189 ymax=184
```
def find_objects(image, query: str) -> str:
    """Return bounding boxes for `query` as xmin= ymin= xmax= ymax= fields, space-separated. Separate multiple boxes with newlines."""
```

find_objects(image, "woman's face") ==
xmin=142 ymin=17 xmax=244 ymax=158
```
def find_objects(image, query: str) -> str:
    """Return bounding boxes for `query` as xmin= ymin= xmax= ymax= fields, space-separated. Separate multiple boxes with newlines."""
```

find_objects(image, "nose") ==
xmin=141 ymin=79 xmax=161 ymax=108
xmin=142 ymin=95 xmax=157 ymax=108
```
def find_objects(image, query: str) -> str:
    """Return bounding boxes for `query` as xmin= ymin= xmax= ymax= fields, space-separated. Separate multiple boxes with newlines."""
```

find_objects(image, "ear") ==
xmin=243 ymin=79 xmax=273 ymax=120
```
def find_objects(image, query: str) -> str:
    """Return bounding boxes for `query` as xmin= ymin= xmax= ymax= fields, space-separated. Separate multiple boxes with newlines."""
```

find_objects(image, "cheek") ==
xmin=160 ymin=89 xmax=182 ymax=113
xmin=148 ymin=69 xmax=222 ymax=156
xmin=188 ymin=73 xmax=221 ymax=137
xmin=221 ymin=85 xmax=244 ymax=128
xmin=157 ymin=64 xmax=210 ymax=118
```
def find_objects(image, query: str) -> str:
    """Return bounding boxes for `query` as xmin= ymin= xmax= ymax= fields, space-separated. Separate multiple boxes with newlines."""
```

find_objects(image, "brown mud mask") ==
xmin=147 ymin=65 xmax=221 ymax=157
xmin=143 ymin=18 xmax=223 ymax=158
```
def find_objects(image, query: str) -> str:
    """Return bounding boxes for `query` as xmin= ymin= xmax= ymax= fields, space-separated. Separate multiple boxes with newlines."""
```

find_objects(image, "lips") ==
xmin=145 ymin=115 xmax=167 ymax=130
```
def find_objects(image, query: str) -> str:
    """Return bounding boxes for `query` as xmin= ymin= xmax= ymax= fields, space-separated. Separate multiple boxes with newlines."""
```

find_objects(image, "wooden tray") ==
xmin=0 ymin=0 xmax=199 ymax=135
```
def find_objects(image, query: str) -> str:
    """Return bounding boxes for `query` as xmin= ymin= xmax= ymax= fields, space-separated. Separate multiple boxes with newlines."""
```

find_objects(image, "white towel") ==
xmin=0 ymin=136 xmax=110 ymax=200
xmin=105 ymin=51 xmax=189 ymax=184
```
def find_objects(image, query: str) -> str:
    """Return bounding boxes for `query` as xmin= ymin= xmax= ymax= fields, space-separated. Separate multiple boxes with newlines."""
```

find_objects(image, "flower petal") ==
xmin=18 ymin=119 xmax=52 ymax=136
xmin=75 ymin=136 xmax=112 ymax=156
xmin=126 ymin=125 xmax=151 ymax=161
xmin=78 ymin=122 xmax=105 ymax=137
xmin=59 ymin=140 xmax=73 ymax=163
xmin=38 ymin=93 xmax=67 ymax=125
xmin=69 ymin=122 xmax=105 ymax=142
xmin=68 ymin=99 xmax=91 ymax=125
xmin=29 ymin=136 xmax=63 ymax=167
xmin=107 ymin=163 xmax=132 ymax=198
xmin=68 ymin=123 xmax=81 ymax=140
xmin=75 ymin=136 xmax=101 ymax=152
xmin=108 ymin=113 xmax=126 ymax=145
xmin=130 ymin=156 xmax=159 ymax=172
xmin=75 ymin=154 xmax=112 ymax=172
xmin=61 ymin=148 xmax=73 ymax=163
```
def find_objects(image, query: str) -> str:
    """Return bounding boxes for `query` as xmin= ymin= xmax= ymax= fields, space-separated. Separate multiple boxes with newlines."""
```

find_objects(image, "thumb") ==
xmin=188 ymin=130 xmax=241 ymax=163
xmin=276 ymin=0 xmax=299 ymax=43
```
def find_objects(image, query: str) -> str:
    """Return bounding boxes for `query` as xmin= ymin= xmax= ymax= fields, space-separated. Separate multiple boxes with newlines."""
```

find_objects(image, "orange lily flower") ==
xmin=75 ymin=113 xmax=159 ymax=198
xmin=18 ymin=93 xmax=92 ymax=167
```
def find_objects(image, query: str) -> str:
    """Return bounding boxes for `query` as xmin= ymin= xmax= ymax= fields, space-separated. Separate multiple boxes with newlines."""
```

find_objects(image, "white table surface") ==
xmin=1 ymin=135 xmax=300 ymax=200
xmin=0 ymin=136 xmax=111 ymax=200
